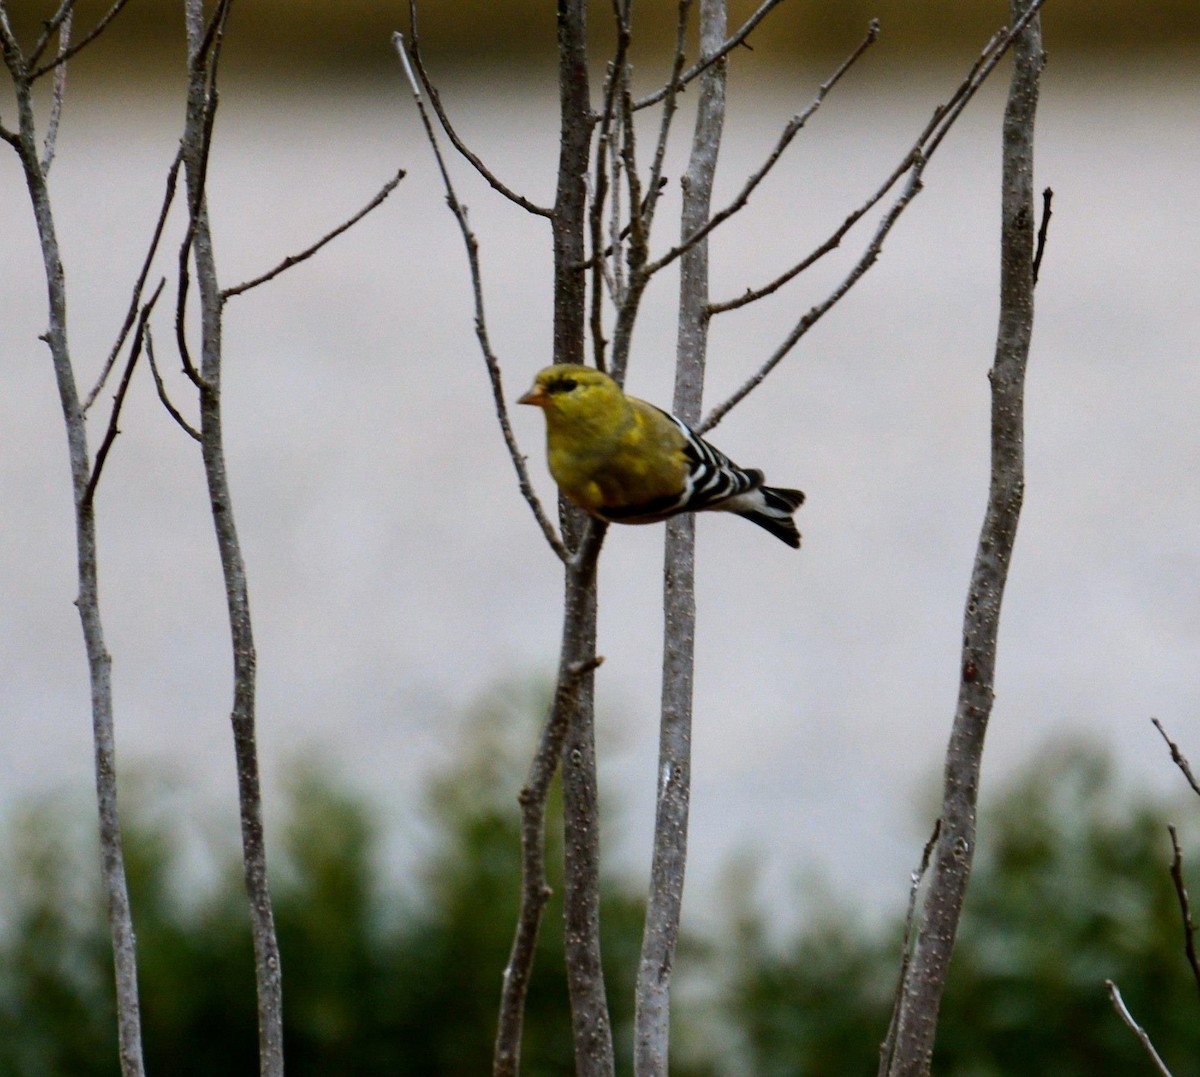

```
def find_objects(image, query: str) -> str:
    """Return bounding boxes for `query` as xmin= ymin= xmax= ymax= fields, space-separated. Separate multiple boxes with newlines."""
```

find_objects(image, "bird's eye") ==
xmin=557 ymin=378 xmax=578 ymax=392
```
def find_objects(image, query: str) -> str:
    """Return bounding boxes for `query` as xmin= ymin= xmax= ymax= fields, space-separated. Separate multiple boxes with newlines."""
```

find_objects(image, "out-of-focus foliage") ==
xmin=0 ymin=699 xmax=712 ymax=1077
xmin=723 ymin=745 xmax=1200 ymax=1076
xmin=4 ymin=0 xmax=1197 ymax=82
xmin=1 ymin=729 xmax=1197 ymax=1074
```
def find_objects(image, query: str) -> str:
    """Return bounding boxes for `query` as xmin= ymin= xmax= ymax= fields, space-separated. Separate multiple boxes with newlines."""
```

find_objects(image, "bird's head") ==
xmin=517 ymin=365 xmax=624 ymax=427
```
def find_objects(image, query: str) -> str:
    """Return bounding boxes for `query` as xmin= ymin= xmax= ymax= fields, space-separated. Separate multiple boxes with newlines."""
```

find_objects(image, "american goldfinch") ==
xmin=518 ymin=364 xmax=804 ymax=547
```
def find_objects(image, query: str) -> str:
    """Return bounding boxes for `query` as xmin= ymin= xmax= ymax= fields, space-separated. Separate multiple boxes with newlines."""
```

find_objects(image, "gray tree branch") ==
xmin=700 ymin=0 xmax=1050 ymax=434
xmin=0 ymin=9 xmax=146 ymax=1073
xmin=84 ymin=280 xmax=165 ymax=508
xmin=552 ymin=6 xmax=616 ymax=1070
xmin=878 ymin=820 xmax=941 ymax=1076
xmin=884 ymin=6 xmax=1044 ymax=1074
xmin=27 ymin=0 xmax=134 ymax=80
xmin=38 ymin=5 xmax=70 ymax=172
xmin=180 ymin=3 xmax=284 ymax=1072
xmin=221 ymin=168 xmax=406 ymax=300
xmin=495 ymin=652 xmax=605 ymax=1077
xmin=1166 ymin=825 xmax=1200 ymax=1001
xmin=406 ymin=2 xmax=552 ymax=219
xmin=633 ymin=2 xmax=725 ymax=1072
xmin=394 ymin=32 xmax=567 ymax=562
xmin=633 ymin=0 xmax=787 ymax=111
xmin=1152 ymin=717 xmax=1200 ymax=799
xmin=86 ymin=149 xmax=183 ymax=411
xmin=1105 ymin=980 xmax=1176 ymax=1077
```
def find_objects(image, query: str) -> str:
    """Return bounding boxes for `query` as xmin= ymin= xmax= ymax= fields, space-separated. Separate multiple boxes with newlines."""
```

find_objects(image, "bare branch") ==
xmin=1032 ymin=185 xmax=1053 ymax=284
xmin=587 ymin=169 xmax=610 ymax=369
xmin=1 ymin=11 xmax=147 ymax=1069
xmin=634 ymin=0 xmax=788 ymax=111
xmin=605 ymin=69 xmax=651 ymax=387
xmin=701 ymin=159 xmax=925 ymax=433
xmin=703 ymin=0 xmax=1050 ymax=429
xmin=86 ymin=149 xmax=183 ymax=410
xmin=1167 ymin=825 xmax=1200 ymax=1001
xmin=884 ymin=8 xmax=1044 ymax=1073
xmin=608 ymin=101 xmax=626 ymax=308
xmin=145 ymin=324 xmax=201 ymax=441
xmin=39 ymin=7 xmax=71 ymax=173
xmin=879 ymin=819 xmax=941 ymax=1077
xmin=394 ymin=31 xmax=568 ymax=563
xmin=221 ymin=167 xmax=406 ymax=300
xmin=84 ymin=280 xmax=164 ymax=509
xmin=29 ymin=0 xmax=76 ymax=66
xmin=556 ymin=525 xmax=614 ymax=1077
xmin=0 ymin=3 xmax=24 ymax=69
xmin=406 ymin=0 xmax=552 ymax=218
xmin=28 ymin=0 xmax=135 ymax=80
xmin=586 ymin=10 xmax=631 ymax=366
xmin=1152 ymin=718 xmax=1200 ymax=799
xmin=545 ymin=5 xmax=616 ymax=1070
xmin=174 ymin=0 xmax=231 ymax=390
xmin=182 ymin=3 xmax=284 ymax=1072
xmin=708 ymin=132 xmax=909 ymax=315
xmin=640 ymin=0 xmax=692 ymax=233
xmin=1105 ymin=981 xmax=1175 ymax=1077
xmin=641 ymin=19 xmax=880 ymax=283
xmin=494 ymin=653 xmax=605 ymax=1077
xmin=634 ymin=5 xmax=724 ymax=1070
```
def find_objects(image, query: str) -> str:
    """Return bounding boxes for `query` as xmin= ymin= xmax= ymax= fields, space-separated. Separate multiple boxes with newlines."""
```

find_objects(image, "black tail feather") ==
xmin=761 ymin=486 xmax=805 ymax=513
xmin=739 ymin=485 xmax=804 ymax=548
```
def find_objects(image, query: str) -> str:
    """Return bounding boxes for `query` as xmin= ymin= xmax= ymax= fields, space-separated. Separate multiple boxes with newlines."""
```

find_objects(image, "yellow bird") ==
xmin=518 ymin=364 xmax=804 ymax=547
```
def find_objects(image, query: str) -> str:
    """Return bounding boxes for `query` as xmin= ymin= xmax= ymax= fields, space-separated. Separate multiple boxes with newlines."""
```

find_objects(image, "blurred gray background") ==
xmin=2 ymin=1 xmax=1197 ymax=929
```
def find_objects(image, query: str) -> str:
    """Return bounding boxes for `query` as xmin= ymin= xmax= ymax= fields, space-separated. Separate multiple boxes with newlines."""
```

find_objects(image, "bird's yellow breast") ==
xmin=546 ymin=399 xmax=687 ymax=514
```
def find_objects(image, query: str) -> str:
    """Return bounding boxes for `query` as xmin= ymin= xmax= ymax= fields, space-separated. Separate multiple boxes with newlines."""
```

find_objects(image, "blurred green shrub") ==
xmin=723 ymin=745 xmax=1200 ymax=1075
xmin=1 ymin=720 xmax=1196 ymax=1074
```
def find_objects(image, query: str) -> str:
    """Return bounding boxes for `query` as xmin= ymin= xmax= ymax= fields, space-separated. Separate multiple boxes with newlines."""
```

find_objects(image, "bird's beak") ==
xmin=518 ymin=385 xmax=549 ymax=407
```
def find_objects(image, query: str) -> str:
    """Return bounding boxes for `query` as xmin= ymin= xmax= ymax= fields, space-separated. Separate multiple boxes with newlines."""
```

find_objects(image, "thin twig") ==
xmin=86 ymin=149 xmax=183 ymax=410
xmin=608 ymin=125 xmax=625 ymax=303
xmin=394 ymin=31 xmax=568 ymax=563
xmin=39 ymin=7 xmax=71 ymax=174
xmin=407 ymin=0 xmax=551 ymax=218
xmin=710 ymin=18 xmax=1032 ymax=320
xmin=221 ymin=167 xmax=406 ymax=300
xmin=1167 ymin=825 xmax=1200 ymax=1001
xmin=145 ymin=324 xmax=201 ymax=442
xmin=587 ymin=6 xmax=629 ymax=359
xmin=494 ymin=653 xmax=605 ymax=1077
xmin=634 ymin=0 xmax=787 ymax=111
xmin=1152 ymin=718 xmax=1200 ymax=799
xmin=175 ymin=0 xmax=230 ymax=390
xmin=641 ymin=19 xmax=880 ymax=283
xmin=701 ymin=159 xmax=925 ymax=434
xmin=640 ymin=0 xmax=693 ymax=234
xmin=703 ymin=0 xmax=1050 ymax=432
xmin=29 ymin=0 xmax=76 ymax=66
xmin=1104 ymin=981 xmax=1175 ymax=1077
xmin=878 ymin=819 xmax=941 ymax=1077
xmin=606 ymin=64 xmax=651 ymax=387
xmin=587 ymin=168 xmax=610 ymax=369
xmin=84 ymin=280 xmax=165 ymax=509
xmin=708 ymin=170 xmax=897 ymax=314
xmin=29 ymin=0 xmax=134 ymax=80
xmin=1032 ymin=186 xmax=1053 ymax=284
